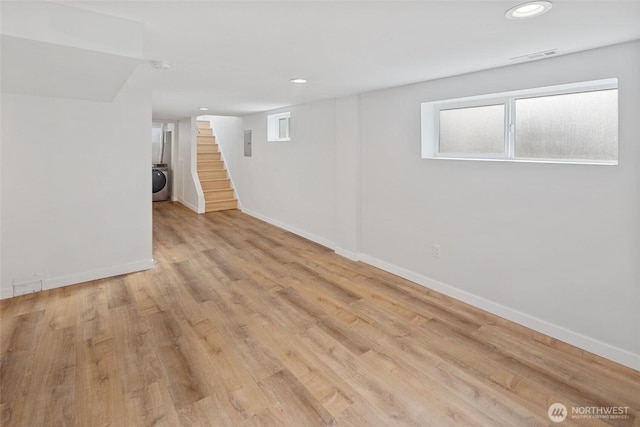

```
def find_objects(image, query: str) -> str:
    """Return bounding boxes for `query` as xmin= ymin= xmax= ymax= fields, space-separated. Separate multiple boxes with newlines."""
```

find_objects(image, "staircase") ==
xmin=197 ymin=120 xmax=238 ymax=212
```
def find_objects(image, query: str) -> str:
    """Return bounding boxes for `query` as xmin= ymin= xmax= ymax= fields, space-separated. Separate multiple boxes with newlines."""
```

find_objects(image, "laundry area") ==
xmin=151 ymin=122 xmax=174 ymax=202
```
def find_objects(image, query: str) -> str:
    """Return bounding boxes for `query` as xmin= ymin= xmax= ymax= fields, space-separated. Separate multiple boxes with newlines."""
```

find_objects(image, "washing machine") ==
xmin=152 ymin=166 xmax=169 ymax=202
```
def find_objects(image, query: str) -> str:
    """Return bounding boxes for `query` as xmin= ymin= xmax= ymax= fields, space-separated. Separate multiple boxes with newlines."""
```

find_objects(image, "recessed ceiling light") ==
xmin=199 ymin=107 xmax=209 ymax=111
xmin=505 ymin=1 xmax=552 ymax=19
xmin=289 ymin=78 xmax=308 ymax=84
xmin=150 ymin=60 xmax=171 ymax=70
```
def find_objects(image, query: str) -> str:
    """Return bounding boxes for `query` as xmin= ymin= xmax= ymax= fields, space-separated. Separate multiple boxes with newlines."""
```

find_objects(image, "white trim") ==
xmin=191 ymin=119 xmax=206 ymax=213
xmin=334 ymin=247 xmax=361 ymax=261
xmin=0 ymin=259 xmax=155 ymax=300
xmin=426 ymin=157 xmax=618 ymax=166
xmin=178 ymin=198 xmax=199 ymax=213
xmin=358 ymin=253 xmax=640 ymax=371
xmin=434 ymin=101 xmax=509 ymax=159
xmin=240 ymin=208 xmax=335 ymax=251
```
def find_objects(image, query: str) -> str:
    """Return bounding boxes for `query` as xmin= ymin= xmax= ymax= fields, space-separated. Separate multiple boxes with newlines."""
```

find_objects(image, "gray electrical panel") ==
xmin=244 ymin=130 xmax=252 ymax=157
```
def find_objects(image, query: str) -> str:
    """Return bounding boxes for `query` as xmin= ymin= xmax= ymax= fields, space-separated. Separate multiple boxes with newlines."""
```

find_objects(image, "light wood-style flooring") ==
xmin=1 ymin=201 xmax=639 ymax=426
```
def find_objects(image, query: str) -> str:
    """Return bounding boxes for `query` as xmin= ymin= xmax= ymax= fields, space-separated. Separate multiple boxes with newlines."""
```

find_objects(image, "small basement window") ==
xmin=421 ymin=78 xmax=618 ymax=165
xmin=267 ymin=112 xmax=291 ymax=142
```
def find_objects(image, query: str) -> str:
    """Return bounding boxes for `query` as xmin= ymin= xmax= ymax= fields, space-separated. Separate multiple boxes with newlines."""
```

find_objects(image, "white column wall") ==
xmin=1 ymin=90 xmax=153 ymax=298
xmin=334 ymin=95 xmax=361 ymax=259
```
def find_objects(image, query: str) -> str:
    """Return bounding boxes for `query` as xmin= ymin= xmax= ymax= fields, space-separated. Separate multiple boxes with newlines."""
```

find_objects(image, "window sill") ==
xmin=426 ymin=156 xmax=618 ymax=166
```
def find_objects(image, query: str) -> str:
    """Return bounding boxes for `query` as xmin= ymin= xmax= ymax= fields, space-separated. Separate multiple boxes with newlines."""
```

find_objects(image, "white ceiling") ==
xmin=8 ymin=1 xmax=640 ymax=119
xmin=1 ymin=35 xmax=141 ymax=101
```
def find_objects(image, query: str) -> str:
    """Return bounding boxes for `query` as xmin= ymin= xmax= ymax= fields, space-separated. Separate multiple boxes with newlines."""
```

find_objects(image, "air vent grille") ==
xmin=510 ymin=49 xmax=562 ymax=62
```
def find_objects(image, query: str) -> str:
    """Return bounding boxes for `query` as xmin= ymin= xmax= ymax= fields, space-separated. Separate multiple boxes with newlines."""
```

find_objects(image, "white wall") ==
xmin=359 ymin=41 xmax=640 ymax=367
xmin=151 ymin=123 xmax=163 ymax=164
xmin=239 ymin=101 xmax=337 ymax=246
xmin=229 ymin=41 xmax=640 ymax=369
xmin=176 ymin=117 xmax=203 ymax=213
xmin=1 ymin=87 xmax=154 ymax=298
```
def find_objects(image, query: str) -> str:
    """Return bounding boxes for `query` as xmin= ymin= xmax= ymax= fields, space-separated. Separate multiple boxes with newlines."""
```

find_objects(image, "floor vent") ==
xmin=13 ymin=274 xmax=44 ymax=297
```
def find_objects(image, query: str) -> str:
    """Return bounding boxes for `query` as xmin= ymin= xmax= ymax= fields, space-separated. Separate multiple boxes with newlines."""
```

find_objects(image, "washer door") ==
xmin=152 ymin=169 xmax=167 ymax=193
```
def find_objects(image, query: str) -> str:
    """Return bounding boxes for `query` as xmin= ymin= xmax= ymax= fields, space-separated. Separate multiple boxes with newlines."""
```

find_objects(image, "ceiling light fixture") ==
xmin=199 ymin=107 xmax=209 ymax=111
xmin=150 ymin=60 xmax=171 ymax=71
xmin=289 ymin=78 xmax=308 ymax=84
xmin=505 ymin=1 xmax=553 ymax=19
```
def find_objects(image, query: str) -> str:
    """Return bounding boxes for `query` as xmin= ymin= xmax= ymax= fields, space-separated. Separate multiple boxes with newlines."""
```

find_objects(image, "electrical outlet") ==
xmin=432 ymin=244 xmax=441 ymax=258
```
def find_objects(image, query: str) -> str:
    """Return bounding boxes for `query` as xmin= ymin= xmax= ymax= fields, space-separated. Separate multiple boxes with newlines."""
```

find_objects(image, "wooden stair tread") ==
xmin=197 ymin=153 xmax=221 ymax=160
xmin=201 ymin=178 xmax=231 ymax=191
xmin=198 ymin=161 xmax=224 ymax=168
xmin=204 ymin=188 xmax=235 ymax=202
xmin=199 ymin=170 xmax=228 ymax=179
xmin=197 ymin=143 xmax=218 ymax=149
xmin=205 ymin=199 xmax=238 ymax=212
xmin=204 ymin=191 xmax=234 ymax=196
xmin=205 ymin=199 xmax=237 ymax=204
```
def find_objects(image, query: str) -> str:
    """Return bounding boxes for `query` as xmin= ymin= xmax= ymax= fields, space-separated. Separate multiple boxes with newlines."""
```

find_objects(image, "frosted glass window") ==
xmin=439 ymin=104 xmax=505 ymax=154
xmin=515 ymin=90 xmax=618 ymax=161
xmin=422 ymin=79 xmax=618 ymax=164
xmin=278 ymin=117 xmax=289 ymax=139
xmin=267 ymin=112 xmax=291 ymax=142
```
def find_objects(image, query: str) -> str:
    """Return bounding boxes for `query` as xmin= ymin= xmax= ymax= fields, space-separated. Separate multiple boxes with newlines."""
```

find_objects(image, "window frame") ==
xmin=267 ymin=112 xmax=291 ymax=142
xmin=434 ymin=99 xmax=511 ymax=160
xmin=421 ymin=78 xmax=619 ymax=165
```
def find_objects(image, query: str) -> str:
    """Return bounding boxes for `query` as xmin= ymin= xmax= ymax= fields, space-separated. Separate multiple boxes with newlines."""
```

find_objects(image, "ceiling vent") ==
xmin=510 ymin=49 xmax=562 ymax=62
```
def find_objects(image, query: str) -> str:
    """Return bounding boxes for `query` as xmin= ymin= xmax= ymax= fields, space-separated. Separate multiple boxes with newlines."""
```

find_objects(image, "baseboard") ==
xmin=240 ymin=208 xmax=335 ymax=251
xmin=0 ymin=259 xmax=155 ymax=300
xmin=178 ymin=198 xmax=199 ymax=213
xmin=358 ymin=253 xmax=640 ymax=371
xmin=334 ymin=247 xmax=361 ymax=261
